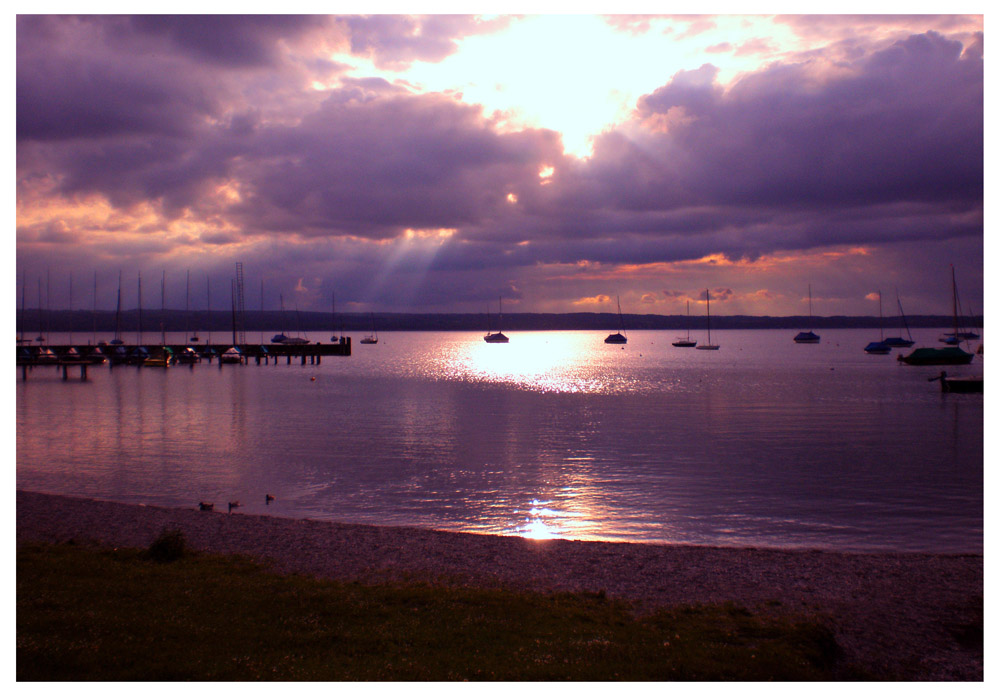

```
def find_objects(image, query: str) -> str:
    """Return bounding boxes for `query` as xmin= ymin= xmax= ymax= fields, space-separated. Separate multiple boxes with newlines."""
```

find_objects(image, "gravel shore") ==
xmin=17 ymin=489 xmax=983 ymax=680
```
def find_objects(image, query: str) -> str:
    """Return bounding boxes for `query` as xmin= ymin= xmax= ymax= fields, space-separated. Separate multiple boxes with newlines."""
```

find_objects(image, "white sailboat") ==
xmin=695 ymin=289 xmax=720 ymax=350
xmin=484 ymin=296 xmax=509 ymax=343
xmin=360 ymin=312 xmax=378 ymax=344
xmin=672 ymin=300 xmax=697 ymax=347
xmin=793 ymin=285 xmax=821 ymax=343
xmin=604 ymin=296 xmax=627 ymax=344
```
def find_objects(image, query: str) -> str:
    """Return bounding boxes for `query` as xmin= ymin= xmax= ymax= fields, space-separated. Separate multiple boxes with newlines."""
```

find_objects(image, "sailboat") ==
xmin=672 ymin=300 xmax=697 ymax=347
xmin=793 ymin=285 xmax=821 ymax=343
xmin=694 ymin=289 xmax=720 ymax=350
xmin=939 ymin=287 xmax=980 ymax=343
xmin=484 ymin=297 xmax=509 ymax=343
xmin=882 ymin=289 xmax=915 ymax=348
xmin=110 ymin=272 xmax=124 ymax=345
xmin=864 ymin=290 xmax=891 ymax=354
xmin=282 ymin=305 xmax=311 ymax=345
xmin=271 ymin=293 xmax=291 ymax=343
xmin=189 ymin=272 xmax=201 ymax=343
xmin=604 ymin=296 xmax=628 ymax=344
xmin=899 ymin=266 xmax=974 ymax=366
xmin=359 ymin=312 xmax=379 ymax=344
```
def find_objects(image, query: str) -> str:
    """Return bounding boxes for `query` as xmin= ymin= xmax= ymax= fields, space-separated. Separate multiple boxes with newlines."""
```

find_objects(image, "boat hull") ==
xmin=942 ymin=377 xmax=983 ymax=393
xmin=604 ymin=333 xmax=627 ymax=344
xmin=899 ymin=347 xmax=974 ymax=366
xmin=484 ymin=333 xmax=509 ymax=343
xmin=672 ymin=340 xmax=696 ymax=347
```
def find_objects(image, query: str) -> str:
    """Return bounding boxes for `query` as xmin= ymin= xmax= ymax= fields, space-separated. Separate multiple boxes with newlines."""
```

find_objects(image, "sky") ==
xmin=14 ymin=6 xmax=986 ymax=317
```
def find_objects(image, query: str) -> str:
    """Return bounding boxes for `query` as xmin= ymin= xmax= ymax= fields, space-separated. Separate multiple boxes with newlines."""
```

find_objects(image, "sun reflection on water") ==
xmin=436 ymin=332 xmax=634 ymax=394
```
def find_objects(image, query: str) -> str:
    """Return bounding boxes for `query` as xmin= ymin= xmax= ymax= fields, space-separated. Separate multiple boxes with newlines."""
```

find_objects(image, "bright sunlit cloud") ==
xmin=346 ymin=15 xmax=803 ymax=158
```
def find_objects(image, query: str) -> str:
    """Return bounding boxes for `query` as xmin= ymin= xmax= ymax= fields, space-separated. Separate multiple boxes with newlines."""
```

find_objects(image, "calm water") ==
xmin=16 ymin=329 xmax=983 ymax=553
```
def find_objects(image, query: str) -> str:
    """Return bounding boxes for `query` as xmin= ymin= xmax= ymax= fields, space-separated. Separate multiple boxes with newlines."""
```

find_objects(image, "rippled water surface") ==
xmin=16 ymin=329 xmax=983 ymax=552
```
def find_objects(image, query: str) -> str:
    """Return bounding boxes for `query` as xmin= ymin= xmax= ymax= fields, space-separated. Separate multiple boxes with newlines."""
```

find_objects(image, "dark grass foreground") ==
xmin=17 ymin=539 xmax=859 ymax=681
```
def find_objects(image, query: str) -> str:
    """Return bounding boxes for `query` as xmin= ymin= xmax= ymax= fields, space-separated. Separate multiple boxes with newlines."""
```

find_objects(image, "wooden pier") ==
xmin=16 ymin=337 xmax=350 ymax=381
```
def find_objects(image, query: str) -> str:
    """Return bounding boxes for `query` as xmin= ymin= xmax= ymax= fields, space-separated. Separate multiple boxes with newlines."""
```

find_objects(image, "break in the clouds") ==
xmin=16 ymin=14 xmax=983 ymax=317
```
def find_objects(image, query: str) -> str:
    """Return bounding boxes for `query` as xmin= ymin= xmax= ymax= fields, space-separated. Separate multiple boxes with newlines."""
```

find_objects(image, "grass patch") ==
xmin=17 ymin=542 xmax=860 ymax=680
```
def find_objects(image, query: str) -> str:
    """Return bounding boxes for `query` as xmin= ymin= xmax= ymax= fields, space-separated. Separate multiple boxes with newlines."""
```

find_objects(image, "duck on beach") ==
xmin=228 ymin=501 xmax=241 ymax=513
xmin=198 ymin=502 xmax=214 ymax=511
xmin=265 ymin=494 xmax=275 ymax=505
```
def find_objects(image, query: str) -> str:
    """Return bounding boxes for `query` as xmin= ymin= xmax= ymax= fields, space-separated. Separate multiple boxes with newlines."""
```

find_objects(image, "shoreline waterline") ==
xmin=16 ymin=489 xmax=982 ymax=680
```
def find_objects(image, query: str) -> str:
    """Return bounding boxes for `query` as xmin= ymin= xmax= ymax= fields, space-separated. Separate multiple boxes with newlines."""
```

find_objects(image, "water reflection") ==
xmin=16 ymin=330 xmax=984 ymax=552
xmin=436 ymin=331 xmax=635 ymax=394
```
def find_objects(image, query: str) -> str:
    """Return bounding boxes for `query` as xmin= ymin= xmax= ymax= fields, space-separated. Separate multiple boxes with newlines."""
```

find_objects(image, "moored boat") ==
xmin=793 ymin=285 xmax=820 ymax=343
xmin=899 ymin=267 xmax=975 ymax=366
xmin=694 ymin=289 xmax=719 ymax=350
xmin=484 ymin=297 xmax=509 ymax=343
xmin=143 ymin=347 xmax=172 ymax=368
xmin=220 ymin=346 xmax=242 ymax=364
xmin=899 ymin=346 xmax=973 ymax=366
xmin=672 ymin=301 xmax=697 ymax=347
xmin=604 ymin=296 xmax=627 ymax=344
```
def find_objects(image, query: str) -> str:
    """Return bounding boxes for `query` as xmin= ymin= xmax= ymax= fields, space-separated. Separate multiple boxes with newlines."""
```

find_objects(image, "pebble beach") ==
xmin=16 ymin=489 xmax=983 ymax=680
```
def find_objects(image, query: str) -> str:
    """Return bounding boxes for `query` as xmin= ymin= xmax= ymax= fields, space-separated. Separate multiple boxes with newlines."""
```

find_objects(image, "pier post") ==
xmin=317 ymin=355 xmax=321 ymax=365
xmin=22 ymin=364 xmax=27 ymax=381
xmin=62 ymin=365 xmax=68 ymax=381
xmin=301 ymin=354 xmax=306 ymax=365
xmin=287 ymin=355 xmax=291 ymax=365
xmin=81 ymin=364 xmax=88 ymax=381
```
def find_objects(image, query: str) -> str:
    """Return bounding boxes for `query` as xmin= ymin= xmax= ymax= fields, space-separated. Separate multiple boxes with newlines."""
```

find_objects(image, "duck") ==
xmin=228 ymin=501 xmax=241 ymax=513
xmin=198 ymin=502 xmax=214 ymax=511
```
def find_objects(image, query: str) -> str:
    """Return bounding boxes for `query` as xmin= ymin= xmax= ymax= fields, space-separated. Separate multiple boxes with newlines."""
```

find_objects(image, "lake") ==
xmin=15 ymin=328 xmax=983 ymax=553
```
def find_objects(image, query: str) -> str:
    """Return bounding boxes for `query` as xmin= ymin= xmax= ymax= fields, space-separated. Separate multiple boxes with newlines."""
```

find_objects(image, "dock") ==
xmin=16 ymin=338 xmax=351 ymax=381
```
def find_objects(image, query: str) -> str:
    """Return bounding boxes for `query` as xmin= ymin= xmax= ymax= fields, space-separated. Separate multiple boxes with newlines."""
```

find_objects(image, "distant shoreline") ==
xmin=16 ymin=489 xmax=983 ymax=680
xmin=16 ymin=309 xmax=983 ymax=334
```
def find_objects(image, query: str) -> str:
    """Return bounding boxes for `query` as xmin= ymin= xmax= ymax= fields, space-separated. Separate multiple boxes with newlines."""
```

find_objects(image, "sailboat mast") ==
xmin=19 ymin=271 xmax=25 ymax=344
xmin=951 ymin=265 xmax=958 ymax=338
xmin=37 ymin=277 xmax=43 ymax=342
xmin=808 ymin=284 xmax=813 ymax=330
xmin=878 ymin=290 xmax=884 ymax=341
xmin=896 ymin=288 xmax=912 ymax=341
xmin=68 ymin=272 xmax=73 ymax=346
xmin=161 ymin=270 xmax=166 ymax=346
xmin=46 ymin=269 xmax=51 ymax=343
xmin=115 ymin=271 xmax=122 ymax=343
xmin=92 ymin=271 xmax=98 ymax=346
xmin=207 ymin=276 xmax=212 ymax=345
xmin=185 ymin=270 xmax=190 ymax=344
xmin=706 ymin=289 xmax=711 ymax=343
xmin=137 ymin=271 xmax=143 ymax=345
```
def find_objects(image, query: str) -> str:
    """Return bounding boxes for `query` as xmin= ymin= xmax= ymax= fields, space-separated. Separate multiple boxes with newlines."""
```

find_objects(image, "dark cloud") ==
xmin=127 ymin=15 xmax=332 ymax=67
xmin=342 ymin=15 xmax=511 ymax=70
